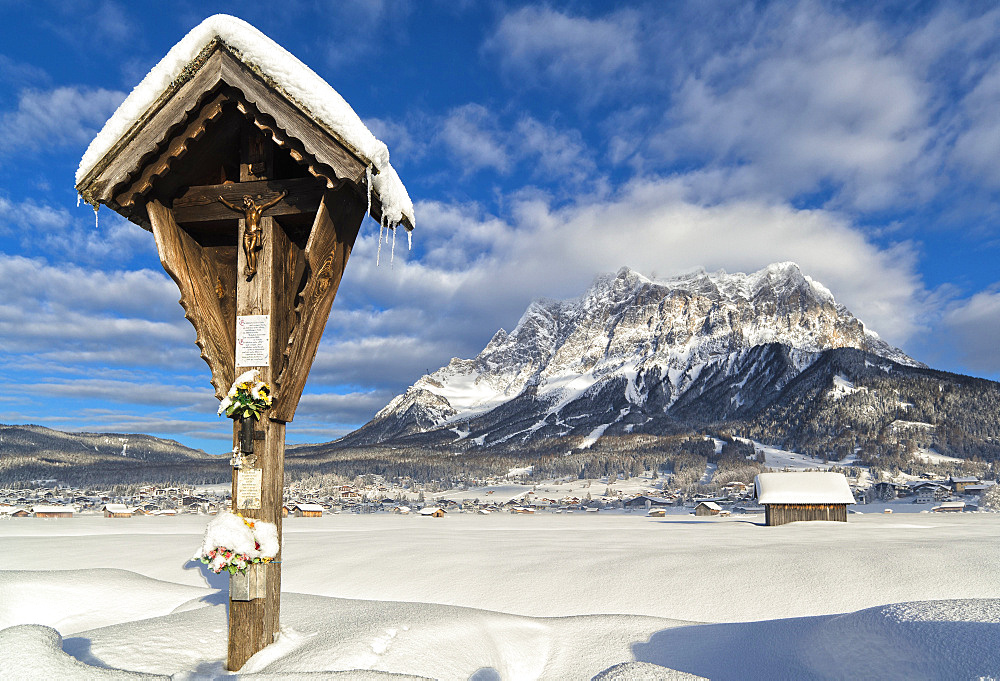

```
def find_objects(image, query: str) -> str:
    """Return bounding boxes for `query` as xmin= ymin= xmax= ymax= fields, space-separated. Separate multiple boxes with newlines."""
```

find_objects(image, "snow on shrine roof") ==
xmin=754 ymin=472 xmax=855 ymax=505
xmin=76 ymin=14 xmax=413 ymax=229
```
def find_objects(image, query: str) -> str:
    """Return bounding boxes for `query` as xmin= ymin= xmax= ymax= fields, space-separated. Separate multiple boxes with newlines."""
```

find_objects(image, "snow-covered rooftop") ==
xmin=76 ymin=14 xmax=413 ymax=229
xmin=755 ymin=472 xmax=855 ymax=505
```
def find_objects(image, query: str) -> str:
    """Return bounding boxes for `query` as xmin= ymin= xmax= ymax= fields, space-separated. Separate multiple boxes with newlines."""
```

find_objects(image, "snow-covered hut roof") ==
xmin=32 ymin=505 xmax=74 ymax=514
xmin=76 ymin=14 xmax=413 ymax=230
xmin=292 ymin=503 xmax=324 ymax=513
xmin=754 ymin=472 xmax=855 ymax=505
xmin=697 ymin=501 xmax=723 ymax=511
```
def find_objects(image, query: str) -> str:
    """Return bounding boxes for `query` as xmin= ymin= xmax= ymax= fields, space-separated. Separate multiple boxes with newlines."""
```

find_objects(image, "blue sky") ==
xmin=1 ymin=0 xmax=999 ymax=453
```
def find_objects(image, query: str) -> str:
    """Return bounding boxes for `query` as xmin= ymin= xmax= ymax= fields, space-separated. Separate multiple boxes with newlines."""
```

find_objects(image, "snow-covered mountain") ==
xmin=342 ymin=263 xmax=926 ymax=451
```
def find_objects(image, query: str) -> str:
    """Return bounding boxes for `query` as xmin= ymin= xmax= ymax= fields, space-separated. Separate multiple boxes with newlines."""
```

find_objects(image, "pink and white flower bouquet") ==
xmin=193 ymin=510 xmax=279 ymax=574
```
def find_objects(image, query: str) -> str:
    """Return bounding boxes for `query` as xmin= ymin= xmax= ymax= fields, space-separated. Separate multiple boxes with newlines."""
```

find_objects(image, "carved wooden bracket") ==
xmin=270 ymin=188 xmax=364 ymax=421
xmin=147 ymin=200 xmax=236 ymax=400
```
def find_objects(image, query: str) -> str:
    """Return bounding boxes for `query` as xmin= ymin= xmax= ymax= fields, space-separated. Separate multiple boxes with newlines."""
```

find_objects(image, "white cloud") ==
xmin=318 ymin=0 xmax=413 ymax=67
xmin=941 ymin=288 xmax=1000 ymax=375
xmin=485 ymin=6 xmax=640 ymax=100
xmin=294 ymin=390 xmax=399 ymax=424
xmin=514 ymin=118 xmax=598 ymax=187
xmin=0 ymin=254 xmax=192 ymax=367
xmin=653 ymin=2 xmax=934 ymax=211
xmin=0 ymin=86 xmax=124 ymax=156
xmin=438 ymin=104 xmax=510 ymax=174
xmin=16 ymin=377 xmax=212 ymax=411
xmin=950 ymin=62 xmax=1000 ymax=187
xmin=365 ymin=115 xmax=428 ymax=166
xmin=432 ymin=107 xmax=602 ymax=190
xmin=0 ymin=196 xmax=152 ymax=264
xmin=476 ymin=2 xmax=999 ymax=216
xmin=0 ymin=197 xmax=70 ymax=232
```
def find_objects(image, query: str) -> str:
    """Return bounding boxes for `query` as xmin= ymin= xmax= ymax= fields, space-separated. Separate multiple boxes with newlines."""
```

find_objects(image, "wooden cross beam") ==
xmin=172 ymin=177 xmax=328 ymax=224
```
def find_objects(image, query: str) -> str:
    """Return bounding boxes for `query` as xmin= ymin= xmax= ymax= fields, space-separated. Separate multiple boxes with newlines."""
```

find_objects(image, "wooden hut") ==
xmin=694 ymin=501 xmax=723 ymax=516
xmin=103 ymin=503 xmax=134 ymax=518
xmin=419 ymin=506 xmax=446 ymax=517
xmin=754 ymin=472 xmax=854 ymax=526
xmin=32 ymin=505 xmax=74 ymax=518
xmin=291 ymin=503 xmax=323 ymax=517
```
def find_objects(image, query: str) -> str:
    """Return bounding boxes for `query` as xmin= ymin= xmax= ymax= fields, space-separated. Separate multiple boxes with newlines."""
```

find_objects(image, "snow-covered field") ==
xmin=2 ymin=513 xmax=999 ymax=680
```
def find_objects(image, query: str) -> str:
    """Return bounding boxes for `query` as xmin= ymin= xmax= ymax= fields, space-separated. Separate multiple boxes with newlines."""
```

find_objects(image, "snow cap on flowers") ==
xmin=250 ymin=381 xmax=270 ymax=402
xmin=194 ymin=509 xmax=278 ymax=561
xmin=229 ymin=369 xmax=260 ymax=396
xmin=253 ymin=519 xmax=279 ymax=557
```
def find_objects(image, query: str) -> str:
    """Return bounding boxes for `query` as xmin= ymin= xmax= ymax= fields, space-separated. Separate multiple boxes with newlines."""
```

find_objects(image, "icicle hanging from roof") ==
xmin=376 ymin=216 xmax=384 ymax=267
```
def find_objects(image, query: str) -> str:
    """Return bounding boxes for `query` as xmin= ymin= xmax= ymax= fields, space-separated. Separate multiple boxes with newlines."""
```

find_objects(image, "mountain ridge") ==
xmin=341 ymin=262 xmax=935 ymax=453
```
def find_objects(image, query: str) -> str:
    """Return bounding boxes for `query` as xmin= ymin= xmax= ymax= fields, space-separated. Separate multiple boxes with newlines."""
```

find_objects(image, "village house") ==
xmin=419 ymin=507 xmax=446 ymax=517
xmin=624 ymin=495 xmax=674 ymax=509
xmin=290 ymin=503 xmax=324 ymax=517
xmin=102 ymin=503 xmax=133 ymax=518
xmin=868 ymin=481 xmax=904 ymax=501
xmin=909 ymin=481 xmax=951 ymax=504
xmin=962 ymin=482 xmax=996 ymax=497
xmin=949 ymin=476 xmax=980 ymax=494
xmin=32 ymin=505 xmax=74 ymax=518
xmin=932 ymin=500 xmax=966 ymax=513
xmin=338 ymin=485 xmax=361 ymax=500
xmin=694 ymin=501 xmax=728 ymax=517
xmin=754 ymin=472 xmax=855 ymax=526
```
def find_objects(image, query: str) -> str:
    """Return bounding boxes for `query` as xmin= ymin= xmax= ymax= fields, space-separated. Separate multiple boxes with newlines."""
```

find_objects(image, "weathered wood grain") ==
xmin=764 ymin=503 xmax=848 ymax=526
xmin=172 ymin=177 xmax=323 ymax=224
xmin=113 ymin=93 xmax=229 ymax=211
xmin=226 ymin=127 xmax=288 ymax=671
xmin=270 ymin=187 xmax=365 ymax=421
xmin=218 ymin=54 xmax=368 ymax=187
xmin=147 ymin=201 xmax=235 ymax=399
xmin=79 ymin=46 xmax=226 ymax=208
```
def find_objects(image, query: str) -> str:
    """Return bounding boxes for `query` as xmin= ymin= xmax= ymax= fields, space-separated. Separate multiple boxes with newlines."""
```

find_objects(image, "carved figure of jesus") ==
xmin=219 ymin=191 xmax=287 ymax=280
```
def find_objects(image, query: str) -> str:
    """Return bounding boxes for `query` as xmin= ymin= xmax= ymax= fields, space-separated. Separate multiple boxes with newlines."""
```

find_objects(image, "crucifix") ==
xmin=218 ymin=191 xmax=287 ymax=280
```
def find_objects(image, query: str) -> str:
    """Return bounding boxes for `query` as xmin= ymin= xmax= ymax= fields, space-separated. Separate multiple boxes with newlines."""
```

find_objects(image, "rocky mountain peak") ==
xmin=354 ymin=263 xmax=922 ymax=448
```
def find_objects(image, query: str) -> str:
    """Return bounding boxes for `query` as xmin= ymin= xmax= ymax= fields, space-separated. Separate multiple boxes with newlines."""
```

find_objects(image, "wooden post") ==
xmin=228 ymin=126 xmax=287 ymax=671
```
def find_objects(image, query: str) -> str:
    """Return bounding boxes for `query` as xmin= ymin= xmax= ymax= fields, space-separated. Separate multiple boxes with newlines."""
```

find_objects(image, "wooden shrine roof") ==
xmin=75 ymin=15 xmax=413 ymax=231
